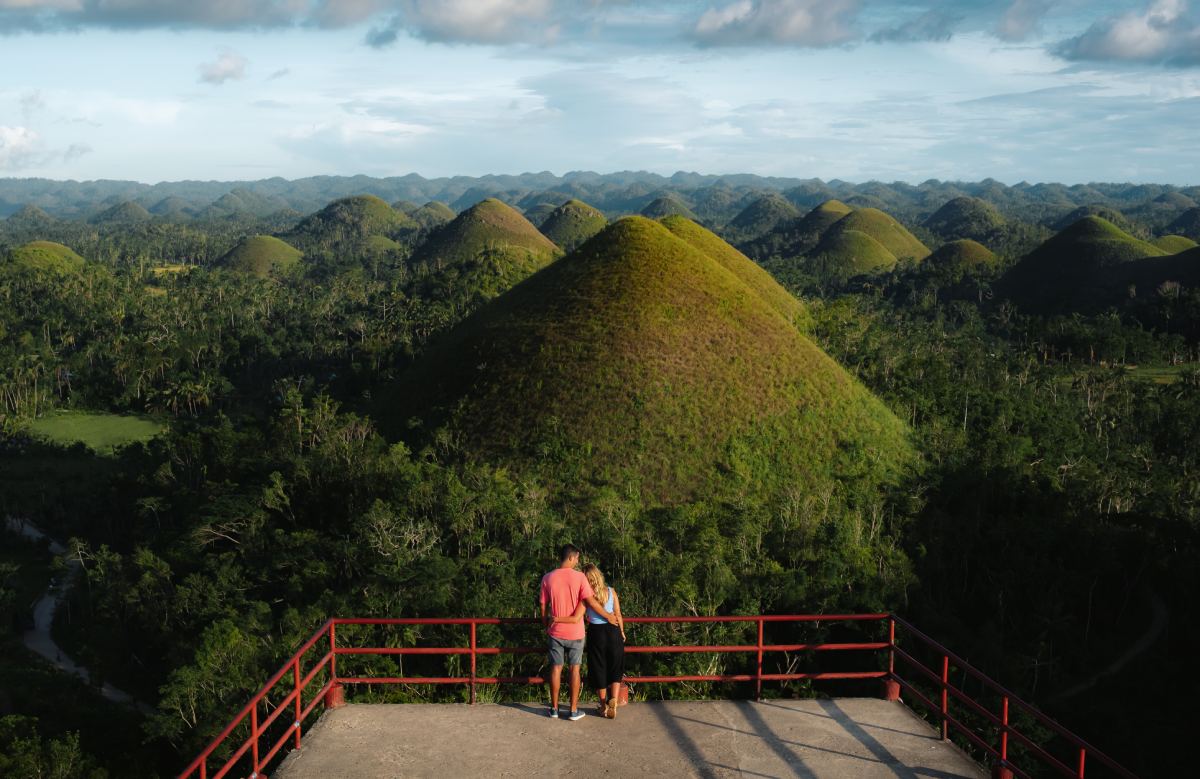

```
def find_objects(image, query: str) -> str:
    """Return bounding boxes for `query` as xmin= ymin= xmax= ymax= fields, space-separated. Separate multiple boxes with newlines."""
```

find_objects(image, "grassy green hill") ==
xmin=408 ymin=198 xmax=560 ymax=304
xmin=659 ymin=215 xmax=811 ymax=330
xmin=1152 ymin=235 xmax=1199 ymax=254
xmin=923 ymin=197 xmax=1005 ymax=241
xmin=287 ymin=194 xmax=414 ymax=249
xmin=6 ymin=204 xmax=54 ymax=226
xmin=640 ymin=194 xmax=697 ymax=221
xmin=215 ymin=235 xmax=303 ymax=277
xmin=522 ymin=202 xmax=560 ymax=227
xmin=1052 ymin=205 xmax=1134 ymax=233
xmin=923 ymin=240 xmax=997 ymax=283
xmin=89 ymin=201 xmax=151 ymax=225
xmin=998 ymin=216 xmax=1168 ymax=312
xmin=808 ymin=229 xmax=898 ymax=275
xmin=410 ymin=201 xmax=457 ymax=231
xmin=1166 ymin=208 xmax=1200 ymax=241
xmin=728 ymin=193 xmax=801 ymax=238
xmin=538 ymin=199 xmax=607 ymax=251
xmin=398 ymin=216 xmax=913 ymax=504
xmin=6 ymin=241 xmax=86 ymax=274
xmin=740 ymin=199 xmax=853 ymax=261
xmin=822 ymin=208 xmax=930 ymax=263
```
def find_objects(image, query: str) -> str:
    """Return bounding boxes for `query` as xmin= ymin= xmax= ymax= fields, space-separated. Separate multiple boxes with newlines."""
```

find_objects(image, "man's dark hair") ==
xmin=559 ymin=543 xmax=581 ymax=562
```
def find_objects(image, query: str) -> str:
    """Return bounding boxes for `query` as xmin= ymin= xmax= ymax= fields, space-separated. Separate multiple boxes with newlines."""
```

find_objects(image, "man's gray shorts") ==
xmin=548 ymin=636 xmax=584 ymax=666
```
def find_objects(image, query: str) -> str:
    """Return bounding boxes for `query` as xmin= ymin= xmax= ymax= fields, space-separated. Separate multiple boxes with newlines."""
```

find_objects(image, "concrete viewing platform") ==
xmin=275 ymin=699 xmax=986 ymax=778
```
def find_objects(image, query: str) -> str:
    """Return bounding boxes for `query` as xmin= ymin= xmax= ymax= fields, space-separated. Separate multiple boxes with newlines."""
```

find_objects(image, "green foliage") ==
xmin=88 ymin=201 xmax=151 ymax=226
xmin=639 ymin=194 xmax=697 ymax=221
xmin=0 ymin=716 xmax=106 ymax=779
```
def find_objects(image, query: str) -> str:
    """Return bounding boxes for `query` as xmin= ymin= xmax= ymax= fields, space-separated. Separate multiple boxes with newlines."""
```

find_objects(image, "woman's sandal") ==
xmin=606 ymin=698 xmax=618 ymax=720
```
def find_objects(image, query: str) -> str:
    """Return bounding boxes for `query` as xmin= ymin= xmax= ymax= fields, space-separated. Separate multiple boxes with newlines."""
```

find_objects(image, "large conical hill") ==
xmin=659 ymin=215 xmax=810 ymax=329
xmin=923 ymin=197 xmax=1004 ymax=241
xmin=5 ymin=241 xmax=85 ymax=274
xmin=822 ymin=208 xmax=930 ymax=263
xmin=215 ymin=235 xmax=303 ymax=277
xmin=538 ymin=199 xmax=607 ymax=251
xmin=997 ymin=216 xmax=1168 ymax=312
xmin=398 ymin=216 xmax=913 ymax=504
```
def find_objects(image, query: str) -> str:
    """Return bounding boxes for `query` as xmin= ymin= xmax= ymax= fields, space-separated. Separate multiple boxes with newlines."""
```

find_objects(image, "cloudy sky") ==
xmin=1 ymin=0 xmax=1198 ymax=184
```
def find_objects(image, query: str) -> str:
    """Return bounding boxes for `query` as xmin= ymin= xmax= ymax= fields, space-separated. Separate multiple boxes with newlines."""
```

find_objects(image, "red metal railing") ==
xmin=177 ymin=614 xmax=1138 ymax=779
xmin=888 ymin=615 xmax=1137 ymax=779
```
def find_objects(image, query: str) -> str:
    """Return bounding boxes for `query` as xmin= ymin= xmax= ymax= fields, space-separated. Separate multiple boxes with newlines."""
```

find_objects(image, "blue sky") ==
xmin=1 ymin=1 xmax=1198 ymax=184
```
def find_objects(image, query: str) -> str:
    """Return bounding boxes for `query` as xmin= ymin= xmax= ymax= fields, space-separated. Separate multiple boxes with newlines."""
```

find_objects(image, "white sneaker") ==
xmin=567 ymin=710 xmax=585 ymax=721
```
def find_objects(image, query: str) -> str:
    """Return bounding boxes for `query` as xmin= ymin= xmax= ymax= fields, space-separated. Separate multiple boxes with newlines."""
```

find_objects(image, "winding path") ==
xmin=7 ymin=516 xmax=153 ymax=714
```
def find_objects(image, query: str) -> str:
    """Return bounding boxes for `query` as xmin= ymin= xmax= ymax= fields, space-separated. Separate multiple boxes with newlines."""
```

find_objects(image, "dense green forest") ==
xmin=1 ymin=177 xmax=1197 ymax=778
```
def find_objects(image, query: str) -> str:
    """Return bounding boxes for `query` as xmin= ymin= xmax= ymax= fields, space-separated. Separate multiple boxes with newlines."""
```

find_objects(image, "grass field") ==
xmin=28 ymin=410 xmax=165 ymax=453
xmin=150 ymin=263 xmax=191 ymax=277
xmin=1126 ymin=364 xmax=1197 ymax=384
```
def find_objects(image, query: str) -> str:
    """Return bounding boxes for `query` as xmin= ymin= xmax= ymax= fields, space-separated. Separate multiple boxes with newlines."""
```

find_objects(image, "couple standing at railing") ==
xmin=539 ymin=543 xmax=626 ymax=721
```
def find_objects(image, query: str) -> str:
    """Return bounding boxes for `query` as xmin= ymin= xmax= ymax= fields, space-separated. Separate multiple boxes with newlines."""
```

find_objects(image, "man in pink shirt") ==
xmin=540 ymin=543 xmax=616 ymax=720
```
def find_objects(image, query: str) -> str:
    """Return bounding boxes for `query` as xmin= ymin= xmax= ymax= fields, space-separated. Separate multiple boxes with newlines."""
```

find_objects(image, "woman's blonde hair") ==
xmin=581 ymin=563 xmax=607 ymax=603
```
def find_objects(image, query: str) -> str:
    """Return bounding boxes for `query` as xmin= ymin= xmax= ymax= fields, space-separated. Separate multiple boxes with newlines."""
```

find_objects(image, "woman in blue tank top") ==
xmin=580 ymin=563 xmax=625 ymax=719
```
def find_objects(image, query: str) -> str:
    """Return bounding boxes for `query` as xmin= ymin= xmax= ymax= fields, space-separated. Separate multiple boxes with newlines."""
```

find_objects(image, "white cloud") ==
xmin=199 ymin=49 xmax=248 ymax=85
xmin=1058 ymin=0 xmax=1200 ymax=65
xmin=693 ymin=0 xmax=861 ymax=47
xmin=994 ymin=0 xmax=1054 ymax=42
xmin=367 ymin=0 xmax=557 ymax=46
xmin=0 ymin=125 xmax=43 ymax=170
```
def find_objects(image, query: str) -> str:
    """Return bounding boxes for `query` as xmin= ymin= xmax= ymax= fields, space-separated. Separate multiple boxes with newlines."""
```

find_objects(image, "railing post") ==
xmin=469 ymin=621 xmax=478 ymax=705
xmin=325 ymin=621 xmax=345 ymax=710
xmin=1078 ymin=747 xmax=1086 ymax=778
xmin=755 ymin=618 xmax=764 ymax=701
xmin=292 ymin=658 xmax=302 ymax=748
xmin=940 ymin=654 xmax=949 ymax=741
xmin=993 ymin=696 xmax=1013 ymax=779
xmin=882 ymin=617 xmax=900 ymax=701
xmin=250 ymin=703 xmax=261 ymax=777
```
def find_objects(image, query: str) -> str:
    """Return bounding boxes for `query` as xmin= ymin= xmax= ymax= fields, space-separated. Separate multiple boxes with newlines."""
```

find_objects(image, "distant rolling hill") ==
xmin=89 ymin=201 xmax=151 ymax=225
xmin=806 ymin=207 xmax=930 ymax=276
xmin=1166 ymin=208 xmax=1200 ymax=241
xmin=410 ymin=201 xmax=457 ymax=231
xmin=923 ymin=197 xmax=1005 ymax=241
xmin=286 ymin=195 xmax=414 ymax=250
xmin=397 ymin=216 xmax=913 ymax=504
xmin=1152 ymin=235 xmax=1198 ymax=254
xmin=216 ymin=235 xmax=303 ymax=277
xmin=728 ymin=193 xmax=801 ymax=239
xmin=640 ymin=194 xmax=698 ymax=221
xmin=408 ymin=198 xmax=560 ymax=304
xmin=538 ymin=199 xmax=607 ymax=252
xmin=997 ymin=216 xmax=1169 ymax=312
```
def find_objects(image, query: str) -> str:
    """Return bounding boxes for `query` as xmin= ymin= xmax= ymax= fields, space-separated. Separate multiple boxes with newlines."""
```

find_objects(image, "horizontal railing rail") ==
xmin=177 ymin=613 xmax=1138 ymax=779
